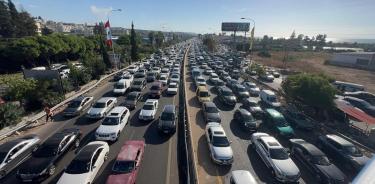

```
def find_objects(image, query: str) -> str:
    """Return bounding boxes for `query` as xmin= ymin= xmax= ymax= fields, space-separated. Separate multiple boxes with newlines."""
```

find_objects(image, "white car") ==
xmin=159 ymin=74 xmax=168 ymax=86
xmin=169 ymin=73 xmax=180 ymax=84
xmin=167 ymin=82 xmax=178 ymax=95
xmin=95 ymin=106 xmax=130 ymax=141
xmin=205 ymin=123 xmax=233 ymax=165
xmin=127 ymin=65 xmax=139 ymax=74
xmin=86 ymin=97 xmax=117 ymax=119
xmin=161 ymin=68 xmax=170 ymax=77
xmin=138 ymin=99 xmax=159 ymax=121
xmin=195 ymin=76 xmax=206 ymax=86
xmin=209 ymin=73 xmax=220 ymax=84
xmin=121 ymin=74 xmax=134 ymax=84
xmin=251 ymin=132 xmax=300 ymax=183
xmin=243 ymin=82 xmax=260 ymax=96
xmin=151 ymin=67 xmax=161 ymax=74
xmin=57 ymin=141 xmax=109 ymax=184
xmin=113 ymin=79 xmax=129 ymax=95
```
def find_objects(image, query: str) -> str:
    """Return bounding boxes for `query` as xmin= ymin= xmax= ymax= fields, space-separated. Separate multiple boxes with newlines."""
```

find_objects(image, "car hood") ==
xmin=167 ymin=88 xmax=178 ymax=91
xmin=140 ymin=109 xmax=154 ymax=117
xmin=207 ymin=113 xmax=221 ymax=121
xmin=57 ymin=173 xmax=90 ymax=184
xmin=212 ymin=146 xmax=233 ymax=159
xmin=250 ymin=106 xmax=263 ymax=112
xmin=124 ymin=100 xmax=136 ymax=105
xmin=277 ymin=126 xmax=294 ymax=135
xmin=96 ymin=125 xmax=119 ymax=134
xmin=19 ymin=156 xmax=54 ymax=174
xmin=251 ymin=88 xmax=260 ymax=92
xmin=88 ymin=108 xmax=105 ymax=115
xmin=114 ymin=88 xmax=126 ymax=92
xmin=316 ymin=164 xmax=345 ymax=181
xmin=271 ymin=102 xmax=281 ymax=107
xmin=273 ymin=159 xmax=300 ymax=176
xmin=106 ymin=173 xmax=134 ymax=184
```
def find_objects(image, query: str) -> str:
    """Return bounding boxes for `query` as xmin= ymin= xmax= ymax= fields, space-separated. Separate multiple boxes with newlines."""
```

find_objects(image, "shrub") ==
xmin=0 ymin=103 xmax=24 ymax=129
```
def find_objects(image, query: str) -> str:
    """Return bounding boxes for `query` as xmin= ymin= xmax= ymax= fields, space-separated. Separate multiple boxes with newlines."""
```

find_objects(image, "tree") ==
xmin=0 ymin=1 xmax=13 ymax=37
xmin=315 ymin=34 xmax=327 ymax=51
xmin=3 ymin=77 xmax=37 ymax=103
xmin=7 ymin=0 xmax=18 ymax=37
xmin=42 ymin=27 xmax=53 ymax=35
xmin=148 ymin=31 xmax=155 ymax=46
xmin=202 ymin=35 xmax=216 ymax=52
xmin=130 ymin=22 xmax=139 ymax=63
xmin=0 ymin=103 xmax=23 ymax=129
xmin=155 ymin=31 xmax=164 ymax=48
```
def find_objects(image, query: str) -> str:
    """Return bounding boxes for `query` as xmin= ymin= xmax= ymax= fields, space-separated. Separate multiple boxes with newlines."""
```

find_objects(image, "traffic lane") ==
xmin=0 ymin=79 xmax=117 ymax=184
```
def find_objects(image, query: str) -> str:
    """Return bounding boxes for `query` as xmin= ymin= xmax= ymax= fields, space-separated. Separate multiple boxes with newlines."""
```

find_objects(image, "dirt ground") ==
xmin=253 ymin=51 xmax=375 ymax=93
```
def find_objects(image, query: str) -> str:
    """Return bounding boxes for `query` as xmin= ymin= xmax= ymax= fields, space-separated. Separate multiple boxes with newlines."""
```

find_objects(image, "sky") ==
xmin=15 ymin=0 xmax=375 ymax=39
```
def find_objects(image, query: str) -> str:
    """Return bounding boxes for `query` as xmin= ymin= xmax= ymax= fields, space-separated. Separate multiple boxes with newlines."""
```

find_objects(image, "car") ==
xmin=124 ymin=92 xmax=141 ymax=110
xmin=290 ymin=139 xmax=346 ymax=184
xmin=0 ymin=135 xmax=40 ymax=179
xmin=149 ymin=82 xmax=162 ymax=98
xmin=231 ymin=69 xmax=241 ymax=79
xmin=317 ymin=134 xmax=370 ymax=172
xmin=134 ymin=70 xmax=146 ymax=78
xmin=86 ymin=97 xmax=117 ymax=119
xmin=63 ymin=96 xmax=94 ymax=116
xmin=106 ymin=141 xmax=145 ymax=184
xmin=343 ymin=96 xmax=375 ymax=117
xmin=95 ymin=107 xmax=130 ymax=142
xmin=230 ymin=170 xmax=258 ymax=184
xmin=344 ymin=91 xmax=375 ymax=105
xmin=209 ymin=73 xmax=220 ymax=85
xmin=146 ymin=72 xmax=157 ymax=82
xmin=205 ymin=123 xmax=233 ymax=165
xmin=196 ymin=86 xmax=210 ymax=104
xmin=260 ymin=73 xmax=274 ymax=82
xmin=158 ymin=105 xmax=177 ymax=134
xmin=172 ymin=68 xmax=180 ymax=74
xmin=166 ymin=82 xmax=178 ymax=95
xmin=217 ymin=86 xmax=237 ymax=106
xmin=194 ymin=76 xmax=206 ymax=87
xmin=204 ymin=69 xmax=214 ymax=75
xmin=272 ymin=71 xmax=280 ymax=78
xmin=282 ymin=106 xmax=315 ymax=130
xmin=260 ymin=90 xmax=281 ymax=109
xmin=241 ymin=98 xmax=264 ymax=118
xmin=18 ymin=128 xmax=81 ymax=182
xmin=243 ymin=82 xmax=260 ymax=96
xmin=232 ymin=84 xmax=250 ymax=100
xmin=249 ymin=70 xmax=257 ymax=76
xmin=161 ymin=68 xmax=170 ymax=77
xmin=113 ymin=79 xmax=130 ymax=95
xmin=263 ymin=109 xmax=295 ymax=138
xmin=121 ymin=73 xmax=134 ymax=84
xmin=127 ymin=65 xmax=139 ymax=74
xmin=129 ymin=78 xmax=146 ymax=92
xmin=151 ymin=67 xmax=161 ymax=74
xmin=138 ymin=99 xmax=159 ymax=121
xmin=251 ymin=132 xmax=300 ymax=183
xmin=159 ymin=74 xmax=168 ymax=86
xmin=226 ymin=79 xmax=239 ymax=90
xmin=234 ymin=108 xmax=261 ymax=132
xmin=57 ymin=141 xmax=109 ymax=184
xmin=202 ymin=102 xmax=221 ymax=123
xmin=169 ymin=73 xmax=180 ymax=84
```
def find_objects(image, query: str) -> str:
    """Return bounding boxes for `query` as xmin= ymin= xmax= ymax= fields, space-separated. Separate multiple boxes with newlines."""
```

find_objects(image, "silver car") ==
xmin=86 ymin=97 xmax=117 ymax=119
xmin=63 ymin=96 xmax=93 ymax=116
xmin=205 ymin=123 xmax=233 ymax=165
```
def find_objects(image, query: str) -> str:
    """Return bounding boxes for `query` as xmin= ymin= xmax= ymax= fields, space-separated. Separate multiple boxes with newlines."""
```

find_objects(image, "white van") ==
xmin=260 ymin=90 xmax=281 ymax=108
xmin=113 ymin=79 xmax=130 ymax=95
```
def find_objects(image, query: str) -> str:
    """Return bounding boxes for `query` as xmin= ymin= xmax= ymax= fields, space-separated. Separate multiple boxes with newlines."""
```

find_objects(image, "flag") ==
xmin=104 ymin=20 xmax=112 ymax=47
xmin=249 ymin=27 xmax=255 ymax=51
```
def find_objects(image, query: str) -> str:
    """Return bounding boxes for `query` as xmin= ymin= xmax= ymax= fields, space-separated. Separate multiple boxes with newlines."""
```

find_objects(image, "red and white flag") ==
xmin=104 ymin=20 xmax=112 ymax=47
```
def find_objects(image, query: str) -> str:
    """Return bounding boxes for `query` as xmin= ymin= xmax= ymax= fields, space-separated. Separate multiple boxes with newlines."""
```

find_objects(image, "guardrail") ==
xmin=0 ymin=66 xmax=130 ymax=141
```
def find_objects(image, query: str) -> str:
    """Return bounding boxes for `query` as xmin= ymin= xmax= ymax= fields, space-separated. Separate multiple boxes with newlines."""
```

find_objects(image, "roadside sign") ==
xmin=221 ymin=22 xmax=250 ymax=32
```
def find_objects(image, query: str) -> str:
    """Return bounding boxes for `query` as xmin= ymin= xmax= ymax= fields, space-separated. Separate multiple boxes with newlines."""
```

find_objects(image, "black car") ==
xmin=241 ymin=98 xmax=263 ymax=118
xmin=202 ymin=102 xmax=221 ymax=123
xmin=146 ymin=72 xmax=157 ymax=82
xmin=233 ymin=108 xmax=261 ymax=131
xmin=232 ymin=84 xmax=250 ymax=100
xmin=290 ymin=139 xmax=346 ymax=184
xmin=0 ymin=135 xmax=40 ymax=179
xmin=158 ymin=105 xmax=177 ymax=134
xmin=226 ymin=79 xmax=239 ymax=90
xmin=17 ymin=128 xmax=81 ymax=182
xmin=317 ymin=134 xmax=370 ymax=172
xmin=342 ymin=96 xmax=375 ymax=117
xmin=217 ymin=86 xmax=237 ymax=106
xmin=124 ymin=92 xmax=141 ymax=110
xmin=231 ymin=70 xmax=240 ymax=80
xmin=344 ymin=91 xmax=375 ymax=105
xmin=130 ymin=79 xmax=146 ymax=92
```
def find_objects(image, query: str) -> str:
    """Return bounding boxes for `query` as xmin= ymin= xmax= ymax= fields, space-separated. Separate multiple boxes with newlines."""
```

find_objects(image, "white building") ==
xmin=329 ymin=52 xmax=375 ymax=70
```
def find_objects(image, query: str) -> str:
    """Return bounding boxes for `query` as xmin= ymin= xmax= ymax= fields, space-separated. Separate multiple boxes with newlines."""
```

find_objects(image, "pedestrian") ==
xmin=44 ymin=104 xmax=53 ymax=122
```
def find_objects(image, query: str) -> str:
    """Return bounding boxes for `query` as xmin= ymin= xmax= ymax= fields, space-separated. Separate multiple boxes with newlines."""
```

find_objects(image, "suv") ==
xmin=251 ymin=132 xmax=300 ymax=183
xmin=232 ymin=84 xmax=250 ymax=100
xmin=217 ymin=86 xmax=237 ymax=107
xmin=241 ymin=98 xmax=263 ymax=118
xmin=195 ymin=76 xmax=206 ymax=87
xmin=263 ymin=109 xmax=294 ymax=137
xmin=124 ymin=92 xmax=141 ymax=110
xmin=86 ymin=97 xmax=117 ymax=119
xmin=317 ymin=134 xmax=370 ymax=172
xmin=146 ymin=71 xmax=157 ymax=82
xmin=242 ymin=82 xmax=260 ymax=96
xmin=205 ymin=123 xmax=233 ymax=165
xmin=139 ymin=99 xmax=159 ymax=121
xmin=158 ymin=105 xmax=177 ymax=134
xmin=95 ymin=106 xmax=130 ymax=142
xmin=233 ymin=108 xmax=261 ymax=132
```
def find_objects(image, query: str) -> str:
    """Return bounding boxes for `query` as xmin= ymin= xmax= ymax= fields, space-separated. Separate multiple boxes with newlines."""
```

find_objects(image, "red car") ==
xmin=106 ymin=140 xmax=145 ymax=184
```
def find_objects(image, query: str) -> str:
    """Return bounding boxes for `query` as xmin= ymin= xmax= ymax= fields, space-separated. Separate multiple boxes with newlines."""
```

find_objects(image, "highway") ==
xmin=1 ymin=60 xmax=182 ymax=184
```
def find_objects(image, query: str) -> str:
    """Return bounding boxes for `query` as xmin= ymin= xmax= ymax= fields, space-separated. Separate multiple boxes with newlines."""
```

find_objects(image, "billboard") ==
xmin=221 ymin=22 xmax=250 ymax=32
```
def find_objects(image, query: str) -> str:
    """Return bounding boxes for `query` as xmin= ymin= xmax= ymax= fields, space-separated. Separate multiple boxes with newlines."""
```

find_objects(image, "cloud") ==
xmin=90 ymin=5 xmax=113 ymax=20
xmin=29 ymin=4 xmax=38 ymax=8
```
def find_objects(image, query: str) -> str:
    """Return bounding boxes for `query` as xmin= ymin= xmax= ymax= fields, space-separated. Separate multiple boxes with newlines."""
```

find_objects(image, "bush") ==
xmin=24 ymin=80 xmax=64 ymax=110
xmin=0 ymin=103 xmax=24 ymax=129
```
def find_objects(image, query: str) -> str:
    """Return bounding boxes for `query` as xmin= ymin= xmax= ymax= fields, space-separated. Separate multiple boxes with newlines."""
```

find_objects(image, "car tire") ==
xmin=48 ymin=165 xmax=56 ymax=176
xmin=0 ymin=170 xmax=6 ymax=178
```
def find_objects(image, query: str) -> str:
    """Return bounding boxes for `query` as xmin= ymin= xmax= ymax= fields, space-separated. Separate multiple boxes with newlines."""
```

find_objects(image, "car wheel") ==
xmin=74 ymin=139 xmax=80 ymax=148
xmin=0 ymin=170 xmax=6 ymax=178
xmin=48 ymin=165 xmax=56 ymax=176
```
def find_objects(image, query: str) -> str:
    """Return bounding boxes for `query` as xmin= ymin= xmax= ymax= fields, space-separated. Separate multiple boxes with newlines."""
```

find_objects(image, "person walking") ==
xmin=44 ymin=104 xmax=53 ymax=122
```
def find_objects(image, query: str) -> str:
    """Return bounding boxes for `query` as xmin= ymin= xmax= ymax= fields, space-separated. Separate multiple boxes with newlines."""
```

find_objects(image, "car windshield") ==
xmin=169 ymin=84 xmax=177 ymax=88
xmin=143 ymin=104 xmax=154 ymax=110
xmin=127 ymin=94 xmax=137 ymax=100
xmin=115 ymin=83 xmax=125 ymax=89
xmin=212 ymin=136 xmax=230 ymax=147
xmin=312 ymin=155 xmax=331 ymax=166
xmin=102 ymin=117 xmax=120 ymax=125
xmin=133 ymin=81 xmax=142 ymax=85
xmin=161 ymin=112 xmax=175 ymax=121
xmin=0 ymin=152 xmax=6 ymax=163
xmin=237 ymin=87 xmax=247 ymax=92
xmin=268 ymin=96 xmax=277 ymax=102
xmin=199 ymin=91 xmax=210 ymax=97
xmin=93 ymin=102 xmax=106 ymax=108
xmin=65 ymin=160 xmax=90 ymax=174
xmin=160 ymin=76 xmax=167 ymax=80
xmin=68 ymin=101 xmax=81 ymax=108
xmin=206 ymin=106 xmax=219 ymax=113
xmin=33 ymin=144 xmax=57 ymax=157
xmin=112 ymin=160 xmax=136 ymax=174
xmin=269 ymin=148 xmax=289 ymax=160
xmin=147 ymin=73 xmax=155 ymax=76
xmin=123 ymin=75 xmax=132 ymax=79
xmin=343 ymin=145 xmax=363 ymax=157
xmin=171 ymin=75 xmax=179 ymax=79
xmin=197 ymin=78 xmax=205 ymax=82
xmin=222 ymin=90 xmax=233 ymax=96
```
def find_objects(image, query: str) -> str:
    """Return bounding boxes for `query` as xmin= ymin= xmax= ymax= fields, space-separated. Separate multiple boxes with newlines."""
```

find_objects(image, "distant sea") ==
xmin=326 ymin=38 xmax=375 ymax=44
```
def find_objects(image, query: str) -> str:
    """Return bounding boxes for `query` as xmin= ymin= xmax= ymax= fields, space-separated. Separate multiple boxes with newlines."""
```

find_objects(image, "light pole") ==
xmin=241 ymin=17 xmax=255 ymax=64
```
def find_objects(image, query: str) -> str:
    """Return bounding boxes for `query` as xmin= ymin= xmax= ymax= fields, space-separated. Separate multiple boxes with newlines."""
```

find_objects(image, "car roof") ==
xmin=204 ymin=102 xmax=216 ymax=108
xmin=197 ymin=86 xmax=208 ymax=91
xmin=108 ymin=107 xmax=127 ymax=117
xmin=291 ymin=139 xmax=324 ymax=156
xmin=128 ymin=91 xmax=140 ymax=96
xmin=208 ymin=124 xmax=226 ymax=136
xmin=238 ymin=108 xmax=251 ymax=115
xmin=145 ymin=99 xmax=158 ymax=104
xmin=72 ymin=96 xmax=86 ymax=102
xmin=133 ymin=78 xmax=145 ymax=82
xmin=76 ymin=144 xmax=103 ymax=162
xmin=151 ymin=82 xmax=162 ymax=86
xmin=260 ymin=136 xmax=282 ymax=148
xmin=97 ymin=97 xmax=116 ymax=103
xmin=265 ymin=109 xmax=283 ymax=118
xmin=326 ymin=134 xmax=353 ymax=146
xmin=262 ymin=90 xmax=275 ymax=95
xmin=117 ymin=141 xmax=145 ymax=161
xmin=220 ymin=86 xmax=232 ymax=92
xmin=163 ymin=105 xmax=175 ymax=113
xmin=44 ymin=132 xmax=69 ymax=146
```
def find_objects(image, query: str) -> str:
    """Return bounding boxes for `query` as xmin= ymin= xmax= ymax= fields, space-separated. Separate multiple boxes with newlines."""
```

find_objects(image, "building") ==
xmin=329 ymin=52 xmax=375 ymax=71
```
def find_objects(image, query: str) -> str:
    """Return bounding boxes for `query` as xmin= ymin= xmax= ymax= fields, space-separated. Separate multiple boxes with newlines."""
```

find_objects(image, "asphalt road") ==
xmin=1 ymin=75 xmax=180 ymax=184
